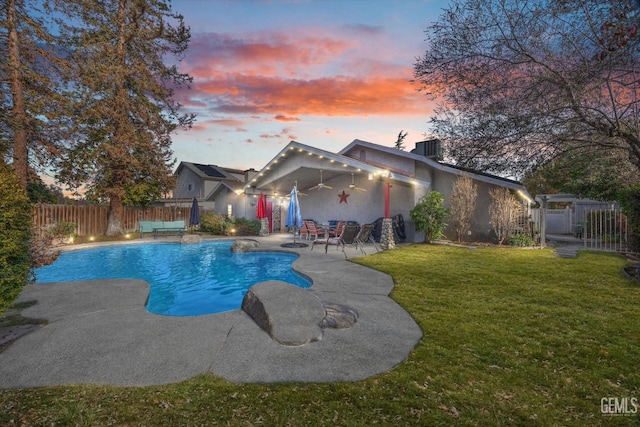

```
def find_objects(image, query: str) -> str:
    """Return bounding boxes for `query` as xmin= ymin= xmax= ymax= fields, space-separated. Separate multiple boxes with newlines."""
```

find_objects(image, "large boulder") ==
xmin=231 ymin=239 xmax=259 ymax=253
xmin=241 ymin=281 xmax=325 ymax=346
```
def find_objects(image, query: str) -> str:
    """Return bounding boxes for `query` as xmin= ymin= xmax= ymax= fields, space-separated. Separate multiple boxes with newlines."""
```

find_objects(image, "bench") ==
xmin=139 ymin=220 xmax=185 ymax=239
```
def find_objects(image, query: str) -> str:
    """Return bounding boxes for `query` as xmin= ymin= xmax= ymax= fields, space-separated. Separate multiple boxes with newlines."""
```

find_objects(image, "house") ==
xmin=240 ymin=139 xmax=532 ymax=242
xmin=161 ymin=162 xmax=259 ymax=217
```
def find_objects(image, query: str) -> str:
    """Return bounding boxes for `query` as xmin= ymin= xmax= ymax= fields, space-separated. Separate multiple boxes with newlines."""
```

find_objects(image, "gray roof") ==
xmin=176 ymin=162 xmax=243 ymax=181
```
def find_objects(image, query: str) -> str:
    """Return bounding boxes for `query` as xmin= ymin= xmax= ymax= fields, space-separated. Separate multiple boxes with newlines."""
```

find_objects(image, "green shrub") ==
xmin=200 ymin=212 xmax=234 ymax=235
xmin=0 ymin=163 xmax=32 ymax=312
xmin=233 ymin=217 xmax=260 ymax=236
xmin=200 ymin=213 xmax=260 ymax=236
xmin=410 ymin=191 xmax=449 ymax=243
xmin=508 ymin=233 xmax=535 ymax=247
xmin=47 ymin=221 xmax=76 ymax=239
xmin=619 ymin=185 xmax=640 ymax=252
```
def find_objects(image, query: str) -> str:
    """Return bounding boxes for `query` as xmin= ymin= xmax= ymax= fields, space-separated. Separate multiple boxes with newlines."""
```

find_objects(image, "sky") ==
xmin=169 ymin=0 xmax=450 ymax=172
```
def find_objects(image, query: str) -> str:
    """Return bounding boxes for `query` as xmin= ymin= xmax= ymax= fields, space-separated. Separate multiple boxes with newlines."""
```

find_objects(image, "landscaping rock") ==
xmin=231 ymin=239 xmax=259 ymax=253
xmin=320 ymin=302 xmax=358 ymax=329
xmin=181 ymin=234 xmax=202 ymax=244
xmin=241 ymin=281 xmax=325 ymax=346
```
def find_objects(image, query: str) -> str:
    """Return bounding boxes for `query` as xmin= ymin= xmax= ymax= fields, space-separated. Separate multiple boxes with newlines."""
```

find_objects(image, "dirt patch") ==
xmin=623 ymin=265 xmax=640 ymax=283
xmin=0 ymin=301 xmax=47 ymax=353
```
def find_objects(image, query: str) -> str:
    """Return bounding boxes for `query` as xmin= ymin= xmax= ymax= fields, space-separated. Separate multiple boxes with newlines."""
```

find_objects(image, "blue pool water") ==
xmin=34 ymin=241 xmax=311 ymax=316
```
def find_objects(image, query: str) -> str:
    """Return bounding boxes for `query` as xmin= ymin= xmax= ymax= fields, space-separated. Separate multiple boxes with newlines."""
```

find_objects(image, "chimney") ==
xmin=244 ymin=168 xmax=258 ymax=183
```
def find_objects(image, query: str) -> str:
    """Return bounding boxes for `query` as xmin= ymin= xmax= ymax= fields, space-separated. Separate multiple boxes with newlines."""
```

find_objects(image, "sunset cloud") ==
xmin=175 ymin=26 xmax=429 ymax=125
xmin=185 ymin=31 xmax=353 ymax=79
xmin=169 ymin=0 xmax=445 ymax=170
xmin=182 ymin=73 xmax=424 ymax=117
xmin=274 ymin=114 xmax=300 ymax=122
xmin=259 ymin=127 xmax=298 ymax=141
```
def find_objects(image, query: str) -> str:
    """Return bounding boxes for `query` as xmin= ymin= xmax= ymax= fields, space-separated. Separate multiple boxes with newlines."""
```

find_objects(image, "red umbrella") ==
xmin=256 ymin=193 xmax=267 ymax=218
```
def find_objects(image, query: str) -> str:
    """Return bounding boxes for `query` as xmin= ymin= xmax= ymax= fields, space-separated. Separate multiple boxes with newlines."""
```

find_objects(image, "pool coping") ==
xmin=0 ymin=233 xmax=422 ymax=387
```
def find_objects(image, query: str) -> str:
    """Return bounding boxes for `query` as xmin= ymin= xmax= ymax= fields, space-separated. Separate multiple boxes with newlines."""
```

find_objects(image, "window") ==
xmin=187 ymin=183 xmax=193 ymax=192
xmin=227 ymin=204 xmax=233 ymax=217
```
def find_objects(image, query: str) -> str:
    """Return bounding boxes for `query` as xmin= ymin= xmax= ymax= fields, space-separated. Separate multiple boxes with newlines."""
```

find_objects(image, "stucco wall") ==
xmin=174 ymin=168 xmax=205 ymax=199
xmin=278 ymin=174 xmax=424 ymax=243
xmin=212 ymin=190 xmax=256 ymax=220
xmin=431 ymin=171 xmax=504 ymax=242
xmin=296 ymin=174 xmax=385 ymax=224
xmin=347 ymin=147 xmax=416 ymax=176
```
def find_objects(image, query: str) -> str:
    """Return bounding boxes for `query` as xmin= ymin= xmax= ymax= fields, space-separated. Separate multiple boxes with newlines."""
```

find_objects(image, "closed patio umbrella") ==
xmin=285 ymin=186 xmax=304 ymax=245
xmin=256 ymin=193 xmax=266 ymax=218
xmin=256 ymin=193 xmax=268 ymax=236
xmin=189 ymin=197 xmax=200 ymax=228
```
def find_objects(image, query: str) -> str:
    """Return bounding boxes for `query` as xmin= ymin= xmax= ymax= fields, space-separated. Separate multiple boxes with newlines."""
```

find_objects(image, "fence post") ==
xmin=540 ymin=196 xmax=547 ymax=248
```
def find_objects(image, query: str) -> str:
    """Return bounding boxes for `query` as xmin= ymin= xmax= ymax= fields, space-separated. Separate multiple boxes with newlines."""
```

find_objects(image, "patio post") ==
xmin=380 ymin=182 xmax=395 ymax=250
xmin=384 ymin=182 xmax=390 ymax=218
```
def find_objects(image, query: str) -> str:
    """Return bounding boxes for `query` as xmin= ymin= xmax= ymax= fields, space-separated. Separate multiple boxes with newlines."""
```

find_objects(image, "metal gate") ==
xmin=582 ymin=208 xmax=634 ymax=253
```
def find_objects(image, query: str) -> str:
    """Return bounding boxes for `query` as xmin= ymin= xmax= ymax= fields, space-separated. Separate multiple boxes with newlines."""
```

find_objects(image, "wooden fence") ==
xmin=32 ymin=204 xmax=201 ymax=237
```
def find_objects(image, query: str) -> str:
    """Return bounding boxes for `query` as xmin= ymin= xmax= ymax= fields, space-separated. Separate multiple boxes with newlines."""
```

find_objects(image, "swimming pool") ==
xmin=34 ymin=240 xmax=311 ymax=316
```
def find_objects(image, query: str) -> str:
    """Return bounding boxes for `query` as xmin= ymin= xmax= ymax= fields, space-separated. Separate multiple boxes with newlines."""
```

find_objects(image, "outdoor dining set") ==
xmin=300 ymin=220 xmax=379 ymax=257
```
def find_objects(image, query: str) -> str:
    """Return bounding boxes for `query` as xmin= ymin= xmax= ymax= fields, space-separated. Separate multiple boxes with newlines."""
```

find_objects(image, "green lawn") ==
xmin=1 ymin=245 xmax=639 ymax=426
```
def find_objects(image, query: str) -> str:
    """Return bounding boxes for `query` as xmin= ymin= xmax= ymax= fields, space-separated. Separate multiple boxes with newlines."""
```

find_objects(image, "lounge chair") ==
xmin=355 ymin=223 xmax=379 ymax=255
xmin=300 ymin=221 xmax=309 ymax=240
xmin=304 ymin=220 xmax=326 ymax=241
xmin=321 ymin=224 xmax=359 ymax=258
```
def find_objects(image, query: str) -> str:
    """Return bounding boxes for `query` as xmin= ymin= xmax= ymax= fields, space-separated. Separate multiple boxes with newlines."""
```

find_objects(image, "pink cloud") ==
xmin=184 ymin=73 xmax=425 ymax=116
xmin=274 ymin=114 xmax=300 ymax=122
xmin=185 ymin=31 xmax=353 ymax=79
xmin=258 ymin=127 xmax=297 ymax=141
xmin=173 ymin=27 xmax=438 ymax=129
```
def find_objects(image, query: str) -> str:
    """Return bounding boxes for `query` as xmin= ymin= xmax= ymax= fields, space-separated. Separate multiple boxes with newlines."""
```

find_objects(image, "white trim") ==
xmin=243 ymin=140 xmax=430 ymax=194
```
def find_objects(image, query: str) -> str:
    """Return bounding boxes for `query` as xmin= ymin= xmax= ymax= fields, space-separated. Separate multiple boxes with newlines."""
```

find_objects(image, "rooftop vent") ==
xmin=410 ymin=139 xmax=442 ymax=160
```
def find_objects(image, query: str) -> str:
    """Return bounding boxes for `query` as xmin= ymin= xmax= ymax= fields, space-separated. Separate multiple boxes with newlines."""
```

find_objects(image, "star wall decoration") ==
xmin=338 ymin=190 xmax=350 ymax=204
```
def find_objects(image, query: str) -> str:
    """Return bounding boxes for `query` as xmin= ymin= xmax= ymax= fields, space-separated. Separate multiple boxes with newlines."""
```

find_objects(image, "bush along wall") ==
xmin=619 ymin=185 xmax=640 ymax=253
xmin=0 ymin=163 xmax=33 ymax=312
xmin=199 ymin=212 xmax=259 ymax=236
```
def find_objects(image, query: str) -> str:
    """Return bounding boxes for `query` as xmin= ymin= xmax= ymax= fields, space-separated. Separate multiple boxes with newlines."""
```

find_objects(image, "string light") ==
xmin=241 ymin=143 xmax=426 ymax=193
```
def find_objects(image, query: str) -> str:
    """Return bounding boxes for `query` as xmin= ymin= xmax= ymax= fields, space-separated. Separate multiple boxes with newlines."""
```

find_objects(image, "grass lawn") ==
xmin=1 ymin=245 xmax=639 ymax=426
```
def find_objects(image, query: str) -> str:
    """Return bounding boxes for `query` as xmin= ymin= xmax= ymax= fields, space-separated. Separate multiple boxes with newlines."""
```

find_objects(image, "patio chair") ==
xmin=329 ymin=221 xmax=346 ymax=237
xmin=355 ymin=223 xmax=379 ymax=255
xmin=305 ymin=220 xmax=326 ymax=241
xmin=323 ymin=224 xmax=359 ymax=258
xmin=300 ymin=220 xmax=309 ymax=240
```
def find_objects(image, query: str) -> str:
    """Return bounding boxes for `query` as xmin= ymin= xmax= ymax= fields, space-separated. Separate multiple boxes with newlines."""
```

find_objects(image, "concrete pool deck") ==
xmin=0 ymin=234 xmax=422 ymax=388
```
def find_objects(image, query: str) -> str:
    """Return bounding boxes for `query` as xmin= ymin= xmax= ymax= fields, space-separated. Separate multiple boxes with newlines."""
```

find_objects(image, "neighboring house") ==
xmin=533 ymin=194 xmax=618 ymax=235
xmin=242 ymin=139 xmax=533 ymax=243
xmin=158 ymin=162 xmax=259 ymax=218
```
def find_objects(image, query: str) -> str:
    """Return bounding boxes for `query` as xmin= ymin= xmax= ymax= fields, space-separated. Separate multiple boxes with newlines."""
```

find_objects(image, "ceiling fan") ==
xmin=349 ymin=173 xmax=367 ymax=192
xmin=309 ymin=170 xmax=333 ymax=190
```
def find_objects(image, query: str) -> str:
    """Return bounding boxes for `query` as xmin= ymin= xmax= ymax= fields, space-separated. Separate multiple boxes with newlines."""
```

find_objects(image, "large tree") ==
xmin=414 ymin=0 xmax=640 ymax=179
xmin=522 ymin=148 xmax=640 ymax=200
xmin=55 ymin=0 xmax=194 ymax=235
xmin=0 ymin=0 xmax=64 ymax=188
